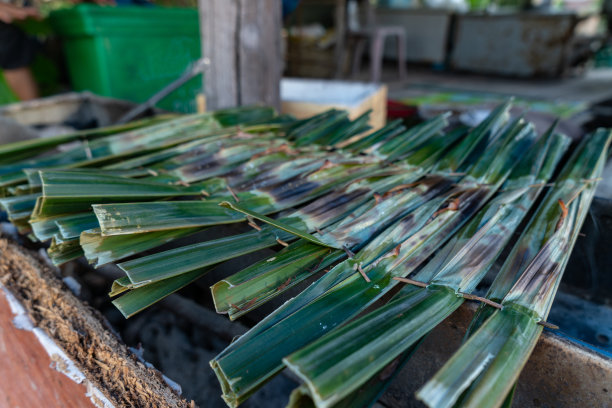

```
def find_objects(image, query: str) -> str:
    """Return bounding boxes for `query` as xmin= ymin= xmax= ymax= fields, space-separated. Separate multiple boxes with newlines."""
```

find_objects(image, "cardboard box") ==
xmin=281 ymin=78 xmax=388 ymax=132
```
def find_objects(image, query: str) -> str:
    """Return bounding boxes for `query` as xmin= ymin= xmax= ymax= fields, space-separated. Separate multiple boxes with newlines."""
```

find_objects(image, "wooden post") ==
xmin=199 ymin=0 xmax=282 ymax=110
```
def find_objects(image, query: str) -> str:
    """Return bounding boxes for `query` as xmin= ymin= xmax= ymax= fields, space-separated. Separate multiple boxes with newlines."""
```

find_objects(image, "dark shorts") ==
xmin=0 ymin=22 xmax=38 ymax=70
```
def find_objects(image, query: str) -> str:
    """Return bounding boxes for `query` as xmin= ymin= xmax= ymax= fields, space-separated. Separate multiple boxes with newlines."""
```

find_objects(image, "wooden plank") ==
xmin=0 ymin=291 xmax=94 ymax=408
xmin=237 ymin=0 xmax=281 ymax=108
xmin=200 ymin=0 xmax=239 ymax=109
xmin=333 ymin=0 xmax=346 ymax=78
xmin=199 ymin=0 xmax=281 ymax=110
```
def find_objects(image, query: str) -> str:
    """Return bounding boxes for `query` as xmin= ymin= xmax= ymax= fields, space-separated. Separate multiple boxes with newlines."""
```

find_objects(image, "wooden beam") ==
xmin=238 ymin=0 xmax=282 ymax=108
xmin=200 ymin=0 xmax=238 ymax=109
xmin=199 ymin=0 xmax=281 ymax=110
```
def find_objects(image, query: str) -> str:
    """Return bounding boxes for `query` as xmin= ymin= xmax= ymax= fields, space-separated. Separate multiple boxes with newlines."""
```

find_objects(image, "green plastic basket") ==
xmin=50 ymin=5 xmax=202 ymax=112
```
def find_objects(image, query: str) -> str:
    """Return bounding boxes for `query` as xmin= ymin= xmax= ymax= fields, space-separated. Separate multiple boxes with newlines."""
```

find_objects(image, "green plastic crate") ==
xmin=50 ymin=5 xmax=202 ymax=113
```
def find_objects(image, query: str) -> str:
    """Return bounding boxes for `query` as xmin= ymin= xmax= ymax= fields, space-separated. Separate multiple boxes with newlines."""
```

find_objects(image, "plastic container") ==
xmin=50 ymin=5 xmax=202 ymax=113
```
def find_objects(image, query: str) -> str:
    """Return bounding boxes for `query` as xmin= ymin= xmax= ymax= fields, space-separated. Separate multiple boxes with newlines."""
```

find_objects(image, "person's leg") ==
xmin=3 ymin=67 xmax=38 ymax=100
xmin=0 ymin=22 xmax=39 ymax=100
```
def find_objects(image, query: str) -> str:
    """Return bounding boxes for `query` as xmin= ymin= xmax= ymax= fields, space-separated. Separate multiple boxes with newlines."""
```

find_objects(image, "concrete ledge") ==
xmin=0 ymin=238 xmax=190 ymax=408
xmin=380 ymin=301 xmax=612 ymax=407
